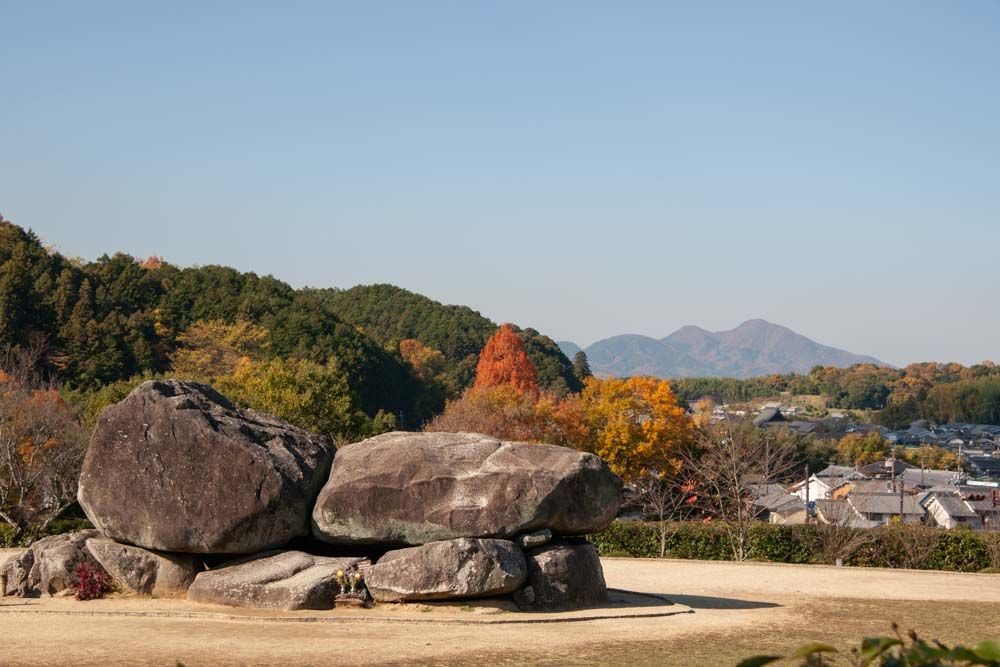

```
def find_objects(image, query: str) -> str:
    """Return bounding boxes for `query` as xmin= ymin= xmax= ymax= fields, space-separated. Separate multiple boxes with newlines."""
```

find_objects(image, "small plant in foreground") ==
xmin=738 ymin=625 xmax=1000 ymax=666
xmin=334 ymin=569 xmax=365 ymax=596
xmin=73 ymin=562 xmax=111 ymax=601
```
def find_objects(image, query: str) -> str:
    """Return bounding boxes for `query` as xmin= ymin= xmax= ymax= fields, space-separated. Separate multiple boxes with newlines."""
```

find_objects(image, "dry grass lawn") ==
xmin=1 ymin=551 xmax=998 ymax=666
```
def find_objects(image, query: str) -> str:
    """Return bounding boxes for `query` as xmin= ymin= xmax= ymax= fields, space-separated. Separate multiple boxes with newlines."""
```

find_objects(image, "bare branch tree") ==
xmin=0 ymin=346 xmax=88 ymax=543
xmin=681 ymin=417 xmax=798 ymax=561
xmin=881 ymin=523 xmax=940 ymax=570
xmin=812 ymin=499 xmax=876 ymax=565
xmin=630 ymin=471 xmax=695 ymax=557
xmin=982 ymin=530 xmax=1000 ymax=571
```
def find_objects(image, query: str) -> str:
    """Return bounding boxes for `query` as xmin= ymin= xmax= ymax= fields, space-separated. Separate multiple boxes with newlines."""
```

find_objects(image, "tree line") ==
xmin=0 ymin=218 xmax=578 ymax=434
xmin=673 ymin=362 xmax=1000 ymax=426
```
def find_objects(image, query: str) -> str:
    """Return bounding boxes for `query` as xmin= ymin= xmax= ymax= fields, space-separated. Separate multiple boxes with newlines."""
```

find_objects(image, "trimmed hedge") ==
xmin=590 ymin=521 xmax=998 ymax=573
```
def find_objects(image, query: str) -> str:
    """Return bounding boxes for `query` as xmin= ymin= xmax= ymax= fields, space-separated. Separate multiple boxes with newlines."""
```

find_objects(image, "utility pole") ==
xmin=803 ymin=463 xmax=810 ymax=525
xmin=899 ymin=480 xmax=905 ymax=522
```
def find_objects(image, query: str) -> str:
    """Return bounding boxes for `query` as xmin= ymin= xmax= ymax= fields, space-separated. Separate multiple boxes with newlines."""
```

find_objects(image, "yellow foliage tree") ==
xmin=580 ymin=376 xmax=694 ymax=481
xmin=894 ymin=444 xmax=960 ymax=471
xmin=691 ymin=396 xmax=715 ymax=427
xmin=171 ymin=320 xmax=269 ymax=381
xmin=214 ymin=357 xmax=379 ymax=442
xmin=836 ymin=431 xmax=890 ymax=467
xmin=399 ymin=339 xmax=447 ymax=382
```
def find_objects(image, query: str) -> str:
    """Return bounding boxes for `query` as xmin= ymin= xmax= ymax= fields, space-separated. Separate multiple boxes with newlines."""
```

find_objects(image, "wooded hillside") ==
xmin=0 ymin=217 xmax=578 ymax=432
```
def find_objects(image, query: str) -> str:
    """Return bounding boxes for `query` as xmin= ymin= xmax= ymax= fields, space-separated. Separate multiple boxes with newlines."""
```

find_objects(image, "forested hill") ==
xmin=310 ymin=284 xmax=582 ymax=395
xmin=0 ymin=218 xmax=577 ymax=426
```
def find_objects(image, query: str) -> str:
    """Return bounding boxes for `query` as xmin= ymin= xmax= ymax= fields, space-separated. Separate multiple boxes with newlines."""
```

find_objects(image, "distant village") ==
xmin=719 ymin=403 xmax=1000 ymax=531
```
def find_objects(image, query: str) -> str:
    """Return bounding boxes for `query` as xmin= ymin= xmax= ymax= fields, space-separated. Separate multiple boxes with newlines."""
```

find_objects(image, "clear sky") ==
xmin=1 ymin=2 xmax=997 ymax=367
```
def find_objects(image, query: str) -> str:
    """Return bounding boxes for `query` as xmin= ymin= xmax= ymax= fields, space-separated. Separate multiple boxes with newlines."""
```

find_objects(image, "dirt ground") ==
xmin=1 ymin=551 xmax=999 ymax=666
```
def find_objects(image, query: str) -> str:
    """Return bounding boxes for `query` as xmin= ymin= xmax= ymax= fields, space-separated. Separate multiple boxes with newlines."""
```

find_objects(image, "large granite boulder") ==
xmin=78 ymin=380 xmax=335 ymax=554
xmin=1 ymin=530 xmax=104 ymax=597
xmin=366 ymin=538 xmax=525 ymax=602
xmin=186 ymin=551 xmax=368 ymax=611
xmin=86 ymin=537 xmax=199 ymax=596
xmin=517 ymin=541 xmax=608 ymax=611
xmin=312 ymin=432 xmax=622 ymax=546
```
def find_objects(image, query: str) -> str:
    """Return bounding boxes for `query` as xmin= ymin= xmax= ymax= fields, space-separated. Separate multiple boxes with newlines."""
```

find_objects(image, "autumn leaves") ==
xmin=428 ymin=324 xmax=695 ymax=482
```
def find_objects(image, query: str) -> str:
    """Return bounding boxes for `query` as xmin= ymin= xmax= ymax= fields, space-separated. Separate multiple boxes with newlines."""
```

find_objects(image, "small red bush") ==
xmin=73 ymin=562 xmax=110 ymax=601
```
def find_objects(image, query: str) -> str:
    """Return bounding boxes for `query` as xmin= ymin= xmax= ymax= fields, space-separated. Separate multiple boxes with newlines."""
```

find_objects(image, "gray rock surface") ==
xmin=512 ymin=584 xmax=536 ymax=607
xmin=518 ymin=541 xmax=608 ymax=610
xmin=78 ymin=380 xmax=335 ymax=554
xmin=366 ymin=538 xmax=526 ymax=602
xmin=515 ymin=529 xmax=552 ymax=549
xmin=312 ymin=431 xmax=622 ymax=546
xmin=86 ymin=537 xmax=200 ymax=596
xmin=1 ymin=530 xmax=104 ymax=597
xmin=186 ymin=551 xmax=368 ymax=611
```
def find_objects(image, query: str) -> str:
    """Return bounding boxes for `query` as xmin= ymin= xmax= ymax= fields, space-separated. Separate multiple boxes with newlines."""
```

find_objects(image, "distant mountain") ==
xmin=575 ymin=319 xmax=886 ymax=379
xmin=584 ymin=334 xmax=712 ymax=378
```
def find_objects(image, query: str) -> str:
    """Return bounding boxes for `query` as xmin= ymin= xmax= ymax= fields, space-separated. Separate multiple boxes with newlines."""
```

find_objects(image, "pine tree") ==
xmin=52 ymin=268 xmax=78 ymax=324
xmin=60 ymin=278 xmax=98 ymax=380
xmin=474 ymin=324 xmax=539 ymax=398
xmin=0 ymin=245 xmax=35 ymax=348
xmin=573 ymin=350 xmax=592 ymax=382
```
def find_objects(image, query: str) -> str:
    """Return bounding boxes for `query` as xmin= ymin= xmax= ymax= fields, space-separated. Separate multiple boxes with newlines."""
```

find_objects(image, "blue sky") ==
xmin=1 ymin=2 xmax=997 ymax=367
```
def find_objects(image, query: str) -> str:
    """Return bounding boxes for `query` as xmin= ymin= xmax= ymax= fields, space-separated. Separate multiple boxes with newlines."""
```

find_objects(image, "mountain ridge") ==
xmin=559 ymin=319 xmax=886 ymax=379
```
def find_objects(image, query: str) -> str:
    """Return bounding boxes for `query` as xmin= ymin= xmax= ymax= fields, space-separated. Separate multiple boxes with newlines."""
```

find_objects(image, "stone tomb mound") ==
xmin=1 ymin=381 xmax=622 ymax=611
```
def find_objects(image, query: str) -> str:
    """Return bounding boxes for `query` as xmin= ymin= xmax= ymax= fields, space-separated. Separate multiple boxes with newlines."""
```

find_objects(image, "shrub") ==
xmin=590 ymin=521 xmax=660 ymax=558
xmin=74 ymin=562 xmax=111 ymax=601
xmin=590 ymin=521 xmax=997 ymax=573
xmin=739 ymin=627 xmax=1000 ymax=666
xmin=924 ymin=530 xmax=992 ymax=573
xmin=662 ymin=523 xmax=730 ymax=560
xmin=746 ymin=524 xmax=813 ymax=564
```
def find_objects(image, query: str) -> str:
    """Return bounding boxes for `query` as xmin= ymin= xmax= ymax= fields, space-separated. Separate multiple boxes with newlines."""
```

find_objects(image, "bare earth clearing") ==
xmin=1 ymin=549 xmax=999 ymax=666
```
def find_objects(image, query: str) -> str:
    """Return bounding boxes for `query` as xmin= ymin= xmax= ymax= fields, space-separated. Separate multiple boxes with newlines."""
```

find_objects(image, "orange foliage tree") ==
xmin=581 ymin=376 xmax=695 ymax=481
xmin=432 ymin=327 xmax=696 ymax=482
xmin=0 ymin=349 xmax=88 ymax=541
xmin=425 ymin=385 xmax=589 ymax=449
xmin=473 ymin=324 xmax=538 ymax=398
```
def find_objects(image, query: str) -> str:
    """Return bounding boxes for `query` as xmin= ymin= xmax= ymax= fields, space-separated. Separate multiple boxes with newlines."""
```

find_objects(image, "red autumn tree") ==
xmin=139 ymin=255 xmax=164 ymax=270
xmin=474 ymin=324 xmax=539 ymax=398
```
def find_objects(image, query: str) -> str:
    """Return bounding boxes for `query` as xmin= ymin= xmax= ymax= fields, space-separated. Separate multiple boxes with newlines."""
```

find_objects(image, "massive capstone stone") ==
xmin=365 ymin=538 xmax=526 ymax=602
xmin=78 ymin=380 xmax=335 ymax=554
xmin=1 ymin=530 xmax=105 ymax=597
xmin=516 ymin=541 xmax=608 ymax=611
xmin=186 ymin=551 xmax=368 ymax=611
xmin=311 ymin=431 xmax=622 ymax=546
xmin=86 ymin=537 xmax=200 ymax=596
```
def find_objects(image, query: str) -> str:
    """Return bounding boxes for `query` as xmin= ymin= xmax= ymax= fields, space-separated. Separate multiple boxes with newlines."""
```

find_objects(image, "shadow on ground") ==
xmin=660 ymin=594 xmax=780 ymax=610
